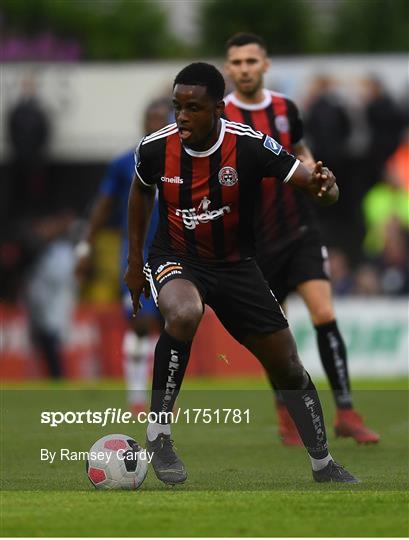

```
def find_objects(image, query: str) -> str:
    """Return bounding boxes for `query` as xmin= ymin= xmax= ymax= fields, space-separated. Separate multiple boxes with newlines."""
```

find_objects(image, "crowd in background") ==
xmin=300 ymin=73 xmax=408 ymax=297
xmin=1 ymin=69 xmax=407 ymax=310
xmin=0 ymin=66 xmax=407 ymax=380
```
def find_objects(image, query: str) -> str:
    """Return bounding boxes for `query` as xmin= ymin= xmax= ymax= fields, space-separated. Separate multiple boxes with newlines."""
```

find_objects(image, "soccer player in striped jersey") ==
xmin=126 ymin=62 xmax=358 ymax=485
xmin=224 ymin=32 xmax=379 ymax=445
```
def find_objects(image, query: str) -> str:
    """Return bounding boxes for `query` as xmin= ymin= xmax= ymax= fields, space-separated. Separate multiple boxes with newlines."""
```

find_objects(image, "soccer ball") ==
xmin=86 ymin=434 xmax=148 ymax=490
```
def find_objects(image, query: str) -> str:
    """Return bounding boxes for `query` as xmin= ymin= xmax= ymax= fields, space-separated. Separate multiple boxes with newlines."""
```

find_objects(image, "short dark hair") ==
xmin=225 ymin=32 xmax=267 ymax=53
xmin=173 ymin=62 xmax=225 ymax=102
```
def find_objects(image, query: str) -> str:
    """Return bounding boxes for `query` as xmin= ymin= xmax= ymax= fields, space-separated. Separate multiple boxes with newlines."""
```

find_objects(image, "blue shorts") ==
xmin=120 ymin=239 xmax=160 ymax=320
xmin=122 ymin=288 xmax=159 ymax=320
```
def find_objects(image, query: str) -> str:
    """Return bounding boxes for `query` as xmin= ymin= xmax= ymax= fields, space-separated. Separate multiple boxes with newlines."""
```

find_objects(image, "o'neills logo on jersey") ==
xmin=161 ymin=175 xmax=184 ymax=184
xmin=218 ymin=166 xmax=238 ymax=186
xmin=175 ymin=196 xmax=231 ymax=230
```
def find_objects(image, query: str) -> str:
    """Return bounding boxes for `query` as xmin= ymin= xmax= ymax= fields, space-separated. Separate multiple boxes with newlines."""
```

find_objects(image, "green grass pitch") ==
xmin=1 ymin=377 xmax=408 ymax=537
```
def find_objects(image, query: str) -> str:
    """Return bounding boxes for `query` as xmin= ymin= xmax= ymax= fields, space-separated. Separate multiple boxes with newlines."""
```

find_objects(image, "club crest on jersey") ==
xmin=263 ymin=135 xmax=282 ymax=155
xmin=275 ymin=114 xmax=289 ymax=133
xmin=218 ymin=166 xmax=238 ymax=187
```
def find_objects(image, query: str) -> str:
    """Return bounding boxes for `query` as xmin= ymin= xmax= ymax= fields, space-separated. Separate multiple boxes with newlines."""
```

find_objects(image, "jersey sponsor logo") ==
xmin=275 ymin=114 xmax=290 ymax=133
xmin=175 ymin=197 xmax=231 ymax=230
xmin=161 ymin=175 xmax=184 ymax=184
xmin=218 ymin=166 xmax=238 ymax=187
xmin=263 ymin=135 xmax=283 ymax=155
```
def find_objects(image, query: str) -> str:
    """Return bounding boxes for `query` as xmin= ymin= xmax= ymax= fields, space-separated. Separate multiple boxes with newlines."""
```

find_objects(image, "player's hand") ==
xmin=74 ymin=242 xmax=92 ymax=283
xmin=311 ymin=161 xmax=336 ymax=198
xmin=124 ymin=265 xmax=151 ymax=316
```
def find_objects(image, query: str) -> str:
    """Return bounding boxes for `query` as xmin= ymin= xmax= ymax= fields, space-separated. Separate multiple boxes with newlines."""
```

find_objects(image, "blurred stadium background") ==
xmin=0 ymin=0 xmax=408 ymax=382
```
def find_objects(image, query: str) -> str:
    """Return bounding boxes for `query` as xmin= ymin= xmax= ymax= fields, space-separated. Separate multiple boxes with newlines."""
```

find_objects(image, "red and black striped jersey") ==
xmin=224 ymin=90 xmax=318 ymax=263
xmin=134 ymin=119 xmax=300 ymax=263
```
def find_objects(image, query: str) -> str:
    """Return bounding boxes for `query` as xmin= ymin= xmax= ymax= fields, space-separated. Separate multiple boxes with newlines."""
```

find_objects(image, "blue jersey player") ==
xmin=75 ymin=98 xmax=172 ymax=412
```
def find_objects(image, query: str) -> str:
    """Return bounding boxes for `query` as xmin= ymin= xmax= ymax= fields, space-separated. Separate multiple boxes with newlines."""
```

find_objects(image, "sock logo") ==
xmin=162 ymin=349 xmax=180 ymax=411
xmin=327 ymin=331 xmax=351 ymax=407
xmin=303 ymin=393 xmax=327 ymax=450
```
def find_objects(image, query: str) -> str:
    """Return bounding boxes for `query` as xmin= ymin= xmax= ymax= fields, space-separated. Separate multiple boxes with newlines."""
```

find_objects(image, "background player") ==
xmin=224 ymin=32 xmax=379 ymax=445
xmin=75 ymin=98 xmax=172 ymax=413
xmin=126 ymin=62 xmax=358 ymax=486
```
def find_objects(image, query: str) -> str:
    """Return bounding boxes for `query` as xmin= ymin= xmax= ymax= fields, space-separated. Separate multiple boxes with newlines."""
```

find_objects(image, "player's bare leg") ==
xmin=242 ymin=328 xmax=359 ymax=482
xmin=297 ymin=279 xmax=380 ymax=444
xmin=146 ymin=279 xmax=203 ymax=485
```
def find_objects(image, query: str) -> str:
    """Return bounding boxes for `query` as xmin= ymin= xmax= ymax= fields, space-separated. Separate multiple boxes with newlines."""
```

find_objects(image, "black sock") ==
xmin=150 ymin=330 xmax=191 ymax=419
xmin=315 ymin=320 xmax=353 ymax=409
xmin=280 ymin=373 xmax=329 ymax=459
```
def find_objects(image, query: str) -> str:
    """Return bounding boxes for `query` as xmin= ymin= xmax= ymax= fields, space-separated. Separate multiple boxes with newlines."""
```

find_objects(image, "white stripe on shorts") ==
xmin=143 ymin=263 xmax=158 ymax=306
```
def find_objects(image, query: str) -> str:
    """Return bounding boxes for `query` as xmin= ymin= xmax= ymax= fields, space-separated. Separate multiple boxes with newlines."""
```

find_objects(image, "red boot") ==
xmin=130 ymin=403 xmax=146 ymax=416
xmin=335 ymin=409 xmax=380 ymax=443
xmin=277 ymin=404 xmax=303 ymax=446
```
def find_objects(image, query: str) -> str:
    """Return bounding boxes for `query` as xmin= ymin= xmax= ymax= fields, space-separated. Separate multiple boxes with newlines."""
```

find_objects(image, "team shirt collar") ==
xmin=182 ymin=118 xmax=227 ymax=158
xmin=226 ymin=89 xmax=272 ymax=111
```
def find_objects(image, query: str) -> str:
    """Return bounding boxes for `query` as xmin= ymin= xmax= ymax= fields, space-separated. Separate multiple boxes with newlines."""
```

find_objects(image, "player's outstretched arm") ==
xmin=124 ymin=176 xmax=155 ymax=312
xmin=290 ymin=160 xmax=339 ymax=205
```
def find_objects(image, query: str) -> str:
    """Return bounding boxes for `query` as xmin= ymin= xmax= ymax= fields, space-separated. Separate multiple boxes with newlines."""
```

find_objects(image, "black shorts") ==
xmin=144 ymin=251 xmax=288 ymax=343
xmin=257 ymin=231 xmax=330 ymax=304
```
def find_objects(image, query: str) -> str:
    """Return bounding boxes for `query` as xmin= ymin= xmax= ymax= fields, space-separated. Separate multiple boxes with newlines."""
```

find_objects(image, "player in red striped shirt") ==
xmin=125 ymin=62 xmax=358 ymax=486
xmin=224 ymin=33 xmax=379 ymax=445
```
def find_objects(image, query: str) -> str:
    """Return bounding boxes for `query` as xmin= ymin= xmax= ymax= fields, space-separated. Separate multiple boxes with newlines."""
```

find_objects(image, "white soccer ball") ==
xmin=86 ymin=434 xmax=148 ymax=490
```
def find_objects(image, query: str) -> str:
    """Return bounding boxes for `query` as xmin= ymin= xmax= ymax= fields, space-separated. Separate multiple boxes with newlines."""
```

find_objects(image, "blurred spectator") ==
xmin=374 ymin=218 xmax=409 ymax=296
xmin=360 ymin=75 xmax=404 ymax=187
xmin=304 ymin=74 xmax=351 ymax=173
xmin=363 ymin=162 xmax=409 ymax=255
xmin=328 ymin=248 xmax=354 ymax=296
xmin=353 ymin=264 xmax=381 ymax=296
xmin=303 ymin=75 xmax=354 ymax=256
xmin=6 ymin=73 xmax=51 ymax=220
xmin=24 ymin=212 xmax=77 ymax=378
xmin=384 ymin=128 xmax=409 ymax=192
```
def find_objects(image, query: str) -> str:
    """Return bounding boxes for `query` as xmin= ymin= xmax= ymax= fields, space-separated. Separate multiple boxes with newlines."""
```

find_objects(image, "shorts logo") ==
xmin=275 ymin=115 xmax=289 ymax=133
xmin=176 ymin=197 xmax=231 ymax=230
xmin=218 ymin=166 xmax=238 ymax=187
xmin=155 ymin=261 xmax=183 ymax=283
xmin=263 ymin=135 xmax=282 ymax=155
